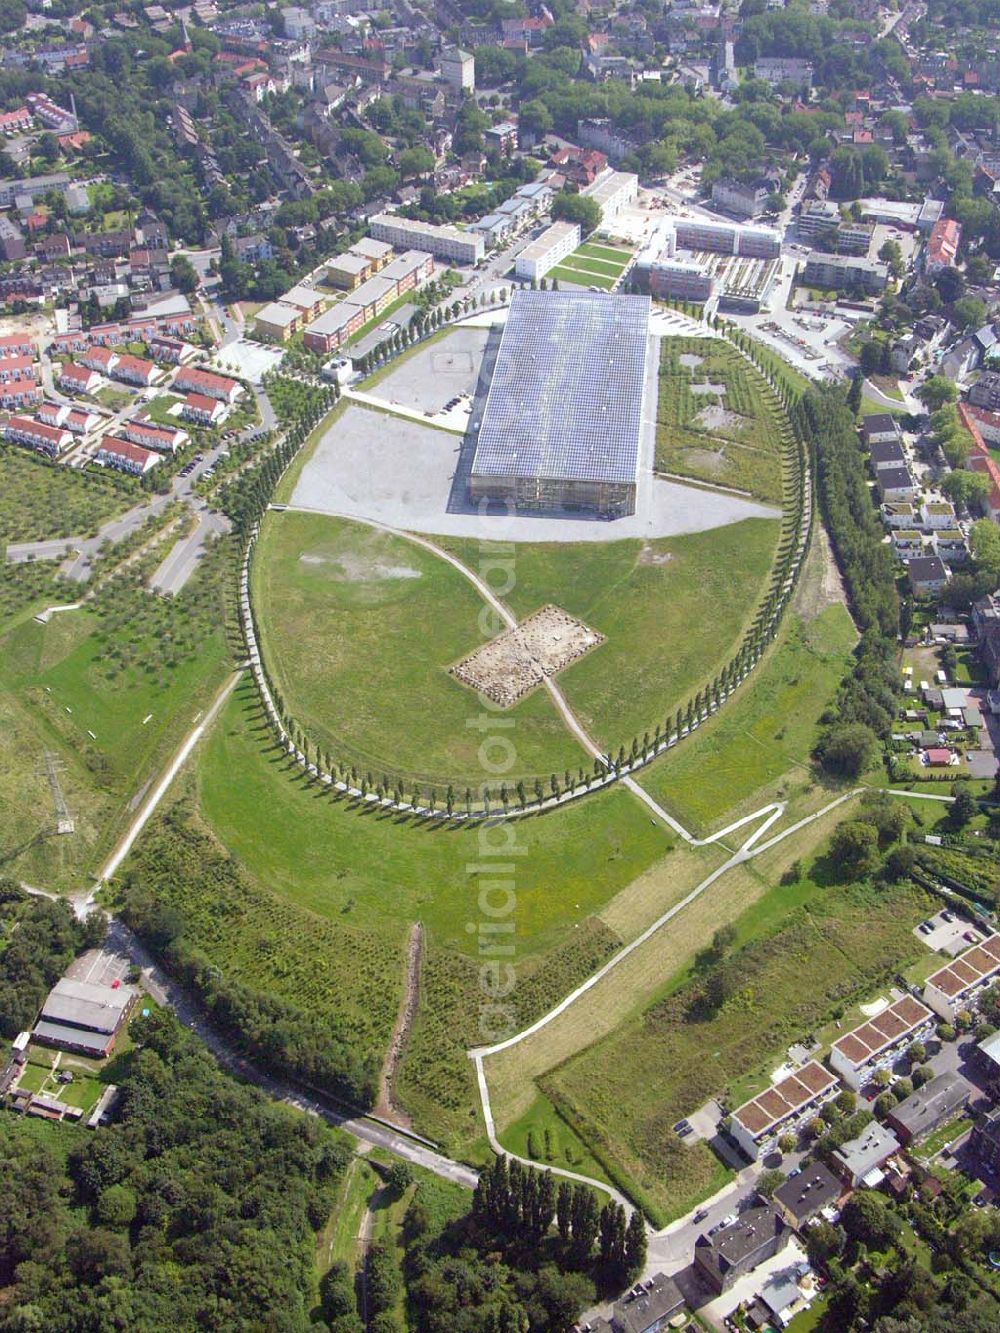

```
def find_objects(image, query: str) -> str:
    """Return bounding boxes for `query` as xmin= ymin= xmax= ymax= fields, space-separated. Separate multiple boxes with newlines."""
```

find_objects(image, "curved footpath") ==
xmin=470 ymin=782 xmax=957 ymax=1220
xmin=24 ymin=663 xmax=956 ymax=1225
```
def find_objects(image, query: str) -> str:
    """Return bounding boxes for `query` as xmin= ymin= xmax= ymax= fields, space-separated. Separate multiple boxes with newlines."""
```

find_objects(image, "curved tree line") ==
xmin=239 ymin=312 xmax=813 ymax=822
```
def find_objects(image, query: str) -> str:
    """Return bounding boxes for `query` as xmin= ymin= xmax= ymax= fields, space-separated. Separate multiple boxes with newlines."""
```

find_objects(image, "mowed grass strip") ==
xmin=638 ymin=604 xmax=857 ymax=835
xmin=576 ymin=243 xmax=632 ymax=264
xmin=197 ymin=685 xmax=668 ymax=961
xmin=558 ymin=254 xmax=625 ymax=279
xmin=547 ymin=265 xmax=615 ymax=290
xmin=443 ymin=519 xmax=780 ymax=755
xmin=252 ymin=510 xmax=588 ymax=787
xmin=544 ymin=874 xmax=932 ymax=1224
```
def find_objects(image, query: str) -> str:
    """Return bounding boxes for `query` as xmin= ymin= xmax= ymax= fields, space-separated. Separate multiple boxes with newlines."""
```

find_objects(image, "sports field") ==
xmin=655 ymin=337 xmax=789 ymax=503
xmin=252 ymin=510 xmax=589 ymax=789
xmin=547 ymin=240 xmax=632 ymax=291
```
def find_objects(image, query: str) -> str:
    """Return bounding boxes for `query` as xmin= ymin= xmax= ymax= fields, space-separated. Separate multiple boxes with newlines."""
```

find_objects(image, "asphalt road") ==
xmin=6 ymin=536 xmax=82 ymax=563
xmin=108 ymin=919 xmax=478 ymax=1189
xmin=149 ymin=501 xmax=231 ymax=595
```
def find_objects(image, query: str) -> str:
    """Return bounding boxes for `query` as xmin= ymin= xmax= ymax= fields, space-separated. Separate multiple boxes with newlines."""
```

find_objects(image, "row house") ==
xmin=0 ymin=355 xmax=36 ymax=383
xmin=79 ymin=346 xmax=118 ymax=375
xmin=0 ymin=378 xmax=42 ymax=409
xmin=829 ymin=995 xmax=936 ymax=1089
xmin=58 ymin=361 xmax=101 ymax=394
xmin=95 ymin=435 xmax=159 ymax=476
xmin=729 ymin=1061 xmax=840 ymax=1162
xmin=35 ymin=401 xmax=99 ymax=434
xmin=180 ymin=392 xmax=226 ymax=426
xmin=5 ymin=413 xmax=70 ymax=456
xmin=0 ymin=105 xmax=32 ymax=134
xmin=123 ymin=419 xmax=188 ymax=454
xmin=923 ymin=933 xmax=1000 ymax=1022
xmin=174 ymin=366 xmax=243 ymax=404
xmin=89 ymin=323 xmax=133 ymax=346
xmin=110 ymin=353 xmax=159 ymax=388
xmin=51 ymin=332 xmax=92 ymax=356
xmin=0 ymin=332 xmax=34 ymax=359
xmin=149 ymin=335 xmax=196 ymax=364
xmin=156 ymin=313 xmax=198 ymax=339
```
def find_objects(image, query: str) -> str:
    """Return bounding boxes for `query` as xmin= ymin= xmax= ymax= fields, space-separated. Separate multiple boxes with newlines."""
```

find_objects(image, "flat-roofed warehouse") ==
xmin=469 ymin=290 xmax=650 ymax=517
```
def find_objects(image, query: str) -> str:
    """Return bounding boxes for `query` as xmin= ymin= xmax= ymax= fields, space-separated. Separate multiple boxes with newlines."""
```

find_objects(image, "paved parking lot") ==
xmin=65 ymin=945 xmax=132 ymax=987
xmin=289 ymin=404 xmax=777 ymax=542
xmin=913 ymin=909 xmax=983 ymax=956
xmin=365 ymin=327 xmax=489 ymax=416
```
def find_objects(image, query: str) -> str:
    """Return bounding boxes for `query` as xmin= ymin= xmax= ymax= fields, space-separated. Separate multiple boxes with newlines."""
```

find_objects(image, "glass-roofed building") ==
xmin=468 ymin=290 xmax=650 ymax=518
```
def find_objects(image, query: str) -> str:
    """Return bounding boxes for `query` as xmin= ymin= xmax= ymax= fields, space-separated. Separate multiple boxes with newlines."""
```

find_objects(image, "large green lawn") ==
xmin=638 ymin=602 xmax=857 ymax=834
xmin=252 ymin=510 xmax=589 ymax=789
xmin=443 ymin=518 xmax=780 ymax=755
xmin=0 ymin=449 xmax=137 ymax=544
xmin=197 ymin=684 xmax=668 ymax=962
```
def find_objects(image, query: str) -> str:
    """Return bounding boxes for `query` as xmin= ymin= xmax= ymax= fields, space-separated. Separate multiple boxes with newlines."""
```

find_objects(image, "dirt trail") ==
xmin=793 ymin=521 xmax=849 ymax=623
xmin=376 ymin=922 xmax=423 ymax=1126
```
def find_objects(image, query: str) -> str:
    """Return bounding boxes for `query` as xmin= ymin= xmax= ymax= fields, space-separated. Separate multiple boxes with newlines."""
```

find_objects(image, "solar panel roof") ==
xmin=471 ymin=290 xmax=650 ymax=486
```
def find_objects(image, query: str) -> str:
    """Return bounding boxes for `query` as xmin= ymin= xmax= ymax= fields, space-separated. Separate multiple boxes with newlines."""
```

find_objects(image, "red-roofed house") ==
xmin=0 ymin=378 xmax=41 ymax=409
xmin=5 ymin=413 xmax=70 ymax=456
xmin=174 ymin=366 xmax=242 ymax=404
xmin=0 ymin=333 xmax=34 ymax=358
xmin=549 ymin=145 xmax=608 ymax=187
xmin=64 ymin=407 xmax=99 ymax=434
xmin=0 ymin=106 xmax=31 ymax=134
xmin=96 ymin=435 xmax=159 ymax=475
xmin=149 ymin=334 xmax=196 ymax=365
xmin=58 ymin=361 xmax=101 ymax=394
xmin=110 ymin=353 xmax=159 ymax=387
xmin=180 ymin=391 xmax=225 ymax=425
xmin=123 ymin=418 xmax=188 ymax=453
xmin=959 ymin=403 xmax=1000 ymax=522
xmin=924 ymin=933 xmax=1000 ymax=1021
xmin=79 ymin=346 xmax=118 ymax=375
xmin=0 ymin=355 xmax=36 ymax=383
xmin=925 ymin=218 xmax=961 ymax=273
xmin=830 ymin=995 xmax=936 ymax=1088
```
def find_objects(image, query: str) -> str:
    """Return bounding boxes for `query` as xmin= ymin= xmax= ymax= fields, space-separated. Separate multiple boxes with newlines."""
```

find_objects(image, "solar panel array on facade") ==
xmin=469 ymin=290 xmax=649 ymax=515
